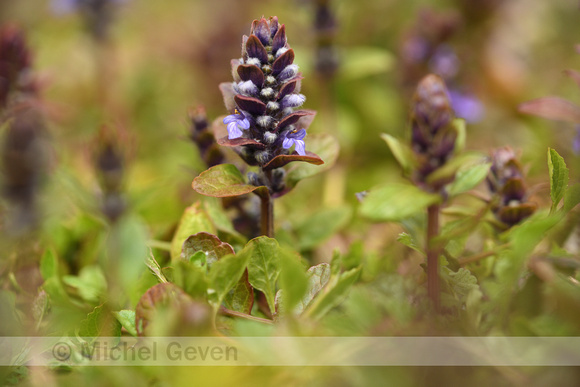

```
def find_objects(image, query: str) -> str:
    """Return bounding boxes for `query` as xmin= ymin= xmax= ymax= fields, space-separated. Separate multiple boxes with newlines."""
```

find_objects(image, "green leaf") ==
xmin=548 ymin=148 xmax=569 ymax=212
xmin=109 ymin=215 xmax=149 ymax=299
xmin=452 ymin=118 xmax=466 ymax=154
xmin=295 ymin=263 xmax=331 ymax=314
xmin=202 ymin=197 xmax=246 ymax=243
xmin=40 ymin=249 xmax=72 ymax=306
xmin=360 ymin=183 xmax=441 ymax=222
xmin=192 ymin=164 xmax=267 ymax=198
xmin=278 ymin=251 xmax=309 ymax=313
xmin=447 ymin=162 xmax=491 ymax=197
xmin=305 ymin=267 xmax=361 ymax=320
xmin=208 ymin=253 xmax=251 ymax=308
xmin=563 ymin=183 xmax=580 ymax=213
xmin=338 ymin=47 xmax=394 ymax=80
xmin=380 ymin=133 xmax=414 ymax=174
xmin=180 ymin=232 xmax=235 ymax=267
xmin=62 ymin=266 xmax=107 ymax=304
xmin=223 ymin=270 xmax=254 ymax=314
xmin=170 ymin=201 xmax=216 ymax=262
xmin=244 ymin=237 xmax=281 ymax=312
xmin=397 ymin=232 xmax=423 ymax=254
xmin=78 ymin=305 xmax=121 ymax=340
xmin=146 ymin=250 xmax=168 ymax=283
xmin=295 ymin=206 xmax=352 ymax=250
xmin=425 ymin=152 xmax=486 ymax=186
xmin=172 ymin=260 xmax=208 ymax=299
xmin=40 ymin=248 xmax=58 ymax=281
xmin=113 ymin=310 xmax=137 ymax=337
xmin=286 ymin=134 xmax=339 ymax=189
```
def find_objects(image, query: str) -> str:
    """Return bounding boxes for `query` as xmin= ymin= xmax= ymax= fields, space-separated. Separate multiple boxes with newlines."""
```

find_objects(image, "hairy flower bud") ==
xmin=1 ymin=107 xmax=47 ymax=233
xmin=0 ymin=25 xmax=34 ymax=109
xmin=487 ymin=147 xmax=536 ymax=227
xmin=410 ymin=74 xmax=458 ymax=190
xmin=189 ymin=106 xmax=224 ymax=168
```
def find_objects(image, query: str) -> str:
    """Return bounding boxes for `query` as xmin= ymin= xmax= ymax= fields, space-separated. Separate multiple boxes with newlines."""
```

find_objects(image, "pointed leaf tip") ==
xmin=272 ymin=48 xmax=295 ymax=76
xmin=245 ymin=35 xmax=268 ymax=64
xmin=262 ymin=151 xmax=323 ymax=171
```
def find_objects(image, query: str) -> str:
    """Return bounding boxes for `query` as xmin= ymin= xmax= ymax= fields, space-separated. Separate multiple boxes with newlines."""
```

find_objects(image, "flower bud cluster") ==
xmin=486 ymin=147 xmax=536 ymax=227
xmin=0 ymin=27 xmax=46 ymax=234
xmin=94 ymin=128 xmax=126 ymax=222
xmin=313 ymin=0 xmax=339 ymax=77
xmin=220 ymin=17 xmax=313 ymax=168
xmin=1 ymin=108 xmax=47 ymax=233
xmin=0 ymin=25 xmax=36 ymax=110
xmin=410 ymin=74 xmax=458 ymax=191
xmin=189 ymin=106 xmax=224 ymax=168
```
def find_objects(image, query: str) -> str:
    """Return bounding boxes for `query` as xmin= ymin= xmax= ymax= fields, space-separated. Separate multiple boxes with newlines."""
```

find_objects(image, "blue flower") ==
xmin=282 ymin=129 xmax=306 ymax=156
xmin=448 ymin=90 xmax=484 ymax=124
xmin=223 ymin=111 xmax=250 ymax=139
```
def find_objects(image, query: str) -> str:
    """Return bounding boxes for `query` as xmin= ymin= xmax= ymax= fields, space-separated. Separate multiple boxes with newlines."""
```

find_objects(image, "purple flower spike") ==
xmin=282 ymin=129 xmax=306 ymax=155
xmin=223 ymin=111 xmax=250 ymax=139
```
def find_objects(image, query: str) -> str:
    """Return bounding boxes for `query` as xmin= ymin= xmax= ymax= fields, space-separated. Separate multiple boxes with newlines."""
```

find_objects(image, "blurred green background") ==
xmin=2 ymin=0 xmax=580 ymax=385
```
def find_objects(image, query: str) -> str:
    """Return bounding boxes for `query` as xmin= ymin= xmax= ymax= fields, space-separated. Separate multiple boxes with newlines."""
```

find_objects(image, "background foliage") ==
xmin=1 ymin=0 xmax=580 ymax=386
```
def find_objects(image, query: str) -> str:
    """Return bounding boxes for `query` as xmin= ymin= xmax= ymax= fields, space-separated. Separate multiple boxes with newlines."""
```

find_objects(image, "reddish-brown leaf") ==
xmin=295 ymin=110 xmax=317 ymax=130
xmin=268 ymin=16 xmax=279 ymax=37
xmin=234 ymin=94 xmax=266 ymax=115
xmin=564 ymin=69 xmax=580 ymax=90
xmin=262 ymin=151 xmax=324 ymax=171
xmin=275 ymin=110 xmax=315 ymax=131
xmin=272 ymin=48 xmax=295 ymax=75
xmin=252 ymin=18 xmax=270 ymax=46
xmin=276 ymin=77 xmax=303 ymax=100
xmin=272 ymin=24 xmax=287 ymax=53
xmin=245 ymin=35 xmax=268 ymax=64
xmin=237 ymin=64 xmax=265 ymax=87
xmin=218 ymin=82 xmax=236 ymax=113
xmin=518 ymin=96 xmax=580 ymax=123
xmin=231 ymin=59 xmax=241 ymax=82
xmin=181 ymin=232 xmax=235 ymax=266
xmin=217 ymin=136 xmax=265 ymax=149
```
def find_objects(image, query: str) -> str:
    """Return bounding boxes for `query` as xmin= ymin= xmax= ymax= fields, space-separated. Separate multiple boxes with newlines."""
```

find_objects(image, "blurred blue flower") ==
xmin=223 ymin=111 xmax=250 ymax=139
xmin=282 ymin=129 xmax=306 ymax=156
xmin=51 ymin=0 xmax=127 ymax=15
xmin=448 ymin=90 xmax=484 ymax=123
xmin=573 ymin=126 xmax=580 ymax=155
xmin=429 ymin=45 xmax=459 ymax=80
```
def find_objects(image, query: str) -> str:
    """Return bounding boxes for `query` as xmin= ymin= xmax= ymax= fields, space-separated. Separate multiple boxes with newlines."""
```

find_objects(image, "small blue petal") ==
xmin=293 ymin=129 xmax=306 ymax=140
xmin=295 ymin=140 xmax=306 ymax=156
xmin=282 ymin=137 xmax=293 ymax=149
xmin=239 ymin=118 xmax=250 ymax=129
xmin=227 ymin=122 xmax=243 ymax=139
xmin=223 ymin=114 xmax=238 ymax=124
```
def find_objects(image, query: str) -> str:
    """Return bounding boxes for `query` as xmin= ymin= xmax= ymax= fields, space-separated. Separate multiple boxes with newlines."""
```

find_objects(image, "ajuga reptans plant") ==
xmin=193 ymin=17 xmax=324 ymax=237
xmin=361 ymin=74 xmax=463 ymax=312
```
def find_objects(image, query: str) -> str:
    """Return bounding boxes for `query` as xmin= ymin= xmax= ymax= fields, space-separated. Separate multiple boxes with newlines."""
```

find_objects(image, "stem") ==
xmin=260 ymin=169 xmax=274 ymax=238
xmin=427 ymin=204 xmax=441 ymax=312
xmin=219 ymin=306 xmax=273 ymax=325
xmin=459 ymin=243 xmax=510 ymax=266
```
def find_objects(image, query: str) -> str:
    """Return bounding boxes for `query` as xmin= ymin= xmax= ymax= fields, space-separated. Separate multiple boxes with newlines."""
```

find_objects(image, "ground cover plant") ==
xmin=1 ymin=0 xmax=580 ymax=386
